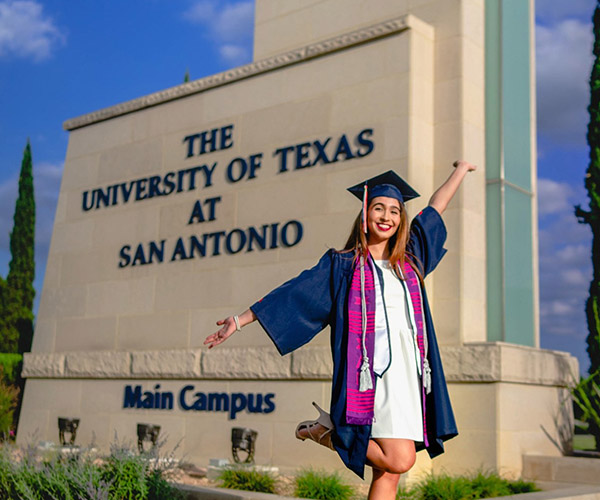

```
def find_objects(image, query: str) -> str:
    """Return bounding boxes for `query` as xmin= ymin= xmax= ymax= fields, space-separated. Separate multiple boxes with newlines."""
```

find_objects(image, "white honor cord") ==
xmin=233 ymin=315 xmax=242 ymax=331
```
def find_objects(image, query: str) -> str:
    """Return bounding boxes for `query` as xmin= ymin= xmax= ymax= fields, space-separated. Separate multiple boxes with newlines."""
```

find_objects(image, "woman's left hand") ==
xmin=204 ymin=316 xmax=238 ymax=349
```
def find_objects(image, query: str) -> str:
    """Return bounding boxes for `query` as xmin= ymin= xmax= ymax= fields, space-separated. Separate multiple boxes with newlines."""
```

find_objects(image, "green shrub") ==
xmin=0 ymin=354 xmax=22 ymax=385
xmin=0 ymin=441 xmax=183 ymax=500
xmin=147 ymin=469 xmax=184 ymax=500
xmin=0 ymin=379 xmax=18 ymax=436
xmin=507 ymin=478 xmax=539 ymax=494
xmin=397 ymin=471 xmax=539 ymax=500
xmin=413 ymin=474 xmax=471 ymax=500
xmin=0 ymin=447 xmax=102 ymax=500
xmin=218 ymin=467 xmax=276 ymax=494
xmin=572 ymin=370 xmax=600 ymax=451
xmin=294 ymin=468 xmax=354 ymax=500
xmin=468 ymin=471 xmax=515 ymax=498
xmin=102 ymin=449 xmax=149 ymax=499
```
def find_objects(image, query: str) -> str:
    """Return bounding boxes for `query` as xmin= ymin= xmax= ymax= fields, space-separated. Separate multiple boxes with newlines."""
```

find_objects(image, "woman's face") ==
xmin=366 ymin=196 xmax=402 ymax=244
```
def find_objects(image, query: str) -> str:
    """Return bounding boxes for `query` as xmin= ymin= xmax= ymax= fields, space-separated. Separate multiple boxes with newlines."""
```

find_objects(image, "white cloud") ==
xmin=554 ymin=243 xmax=590 ymax=262
xmin=219 ymin=43 xmax=250 ymax=65
xmin=537 ymin=174 xmax=592 ymax=371
xmin=538 ymin=237 xmax=590 ymax=370
xmin=183 ymin=0 xmax=253 ymax=66
xmin=536 ymin=19 xmax=593 ymax=146
xmin=545 ymin=300 xmax=576 ymax=316
xmin=562 ymin=268 xmax=588 ymax=286
xmin=212 ymin=1 xmax=254 ymax=43
xmin=538 ymin=178 xmax=574 ymax=215
xmin=184 ymin=0 xmax=215 ymax=23
xmin=0 ymin=0 xmax=65 ymax=61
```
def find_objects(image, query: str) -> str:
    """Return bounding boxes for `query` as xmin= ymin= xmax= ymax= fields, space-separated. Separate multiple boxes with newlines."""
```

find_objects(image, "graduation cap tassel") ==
xmin=359 ymin=255 xmax=373 ymax=392
xmin=362 ymin=182 xmax=368 ymax=234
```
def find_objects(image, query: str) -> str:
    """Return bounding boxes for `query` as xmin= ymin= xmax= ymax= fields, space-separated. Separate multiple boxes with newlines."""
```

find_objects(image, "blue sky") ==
xmin=0 ymin=0 xmax=596 ymax=372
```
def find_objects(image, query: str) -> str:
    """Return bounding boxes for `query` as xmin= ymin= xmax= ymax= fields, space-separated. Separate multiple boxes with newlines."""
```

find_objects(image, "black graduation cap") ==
xmin=347 ymin=170 xmax=420 ymax=204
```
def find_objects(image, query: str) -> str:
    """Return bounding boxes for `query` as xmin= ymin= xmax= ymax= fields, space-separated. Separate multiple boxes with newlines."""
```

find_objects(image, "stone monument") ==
xmin=18 ymin=0 xmax=576 ymax=481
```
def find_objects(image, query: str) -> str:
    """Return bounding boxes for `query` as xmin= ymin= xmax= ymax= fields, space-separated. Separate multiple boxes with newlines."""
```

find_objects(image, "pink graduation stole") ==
xmin=346 ymin=255 xmax=429 ymax=446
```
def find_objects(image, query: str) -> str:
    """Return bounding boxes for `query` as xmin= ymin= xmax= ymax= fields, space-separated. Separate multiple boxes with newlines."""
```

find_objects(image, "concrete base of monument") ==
xmin=487 ymin=486 xmax=600 ymax=500
xmin=18 ymin=341 xmax=578 ymax=483
xmin=523 ymin=455 xmax=600 ymax=487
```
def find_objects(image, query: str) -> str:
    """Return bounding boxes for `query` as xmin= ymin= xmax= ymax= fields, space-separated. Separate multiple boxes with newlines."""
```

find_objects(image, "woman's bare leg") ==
xmin=366 ymin=439 xmax=416 ymax=500
xmin=297 ymin=429 xmax=415 ymax=499
xmin=297 ymin=430 xmax=415 ymax=473
xmin=367 ymin=438 xmax=416 ymax=473
xmin=368 ymin=468 xmax=401 ymax=500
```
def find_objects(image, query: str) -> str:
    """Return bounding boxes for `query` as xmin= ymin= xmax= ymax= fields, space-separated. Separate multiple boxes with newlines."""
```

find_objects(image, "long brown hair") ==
xmin=341 ymin=202 xmax=423 ymax=281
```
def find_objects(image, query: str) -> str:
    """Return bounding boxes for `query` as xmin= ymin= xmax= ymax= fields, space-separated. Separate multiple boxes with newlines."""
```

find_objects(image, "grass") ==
xmin=294 ymin=468 xmax=355 ymax=500
xmin=396 ymin=471 xmax=539 ymax=500
xmin=218 ymin=467 xmax=276 ymax=494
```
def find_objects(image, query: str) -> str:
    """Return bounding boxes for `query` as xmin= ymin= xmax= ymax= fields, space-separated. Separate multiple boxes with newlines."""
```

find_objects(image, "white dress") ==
xmin=370 ymin=260 xmax=424 ymax=441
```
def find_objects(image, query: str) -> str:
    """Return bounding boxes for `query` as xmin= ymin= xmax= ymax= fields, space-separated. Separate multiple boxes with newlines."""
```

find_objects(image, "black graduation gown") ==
xmin=250 ymin=206 xmax=458 ymax=478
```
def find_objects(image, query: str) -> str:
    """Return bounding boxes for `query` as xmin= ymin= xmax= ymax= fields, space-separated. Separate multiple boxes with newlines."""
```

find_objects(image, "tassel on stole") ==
xmin=423 ymin=358 xmax=432 ymax=394
xmin=359 ymin=358 xmax=374 ymax=391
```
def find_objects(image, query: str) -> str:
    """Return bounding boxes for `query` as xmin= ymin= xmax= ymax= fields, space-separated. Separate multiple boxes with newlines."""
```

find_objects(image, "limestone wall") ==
xmin=20 ymin=343 xmax=577 ymax=479
xmin=34 ymin=14 xmax=450 ymax=356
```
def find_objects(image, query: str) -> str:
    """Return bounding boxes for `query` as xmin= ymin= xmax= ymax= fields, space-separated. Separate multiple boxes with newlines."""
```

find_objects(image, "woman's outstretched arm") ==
xmin=428 ymin=160 xmax=477 ymax=215
xmin=204 ymin=308 xmax=257 ymax=349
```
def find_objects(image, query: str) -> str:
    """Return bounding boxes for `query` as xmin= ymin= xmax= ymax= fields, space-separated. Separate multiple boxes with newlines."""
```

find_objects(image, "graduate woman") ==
xmin=205 ymin=161 xmax=476 ymax=500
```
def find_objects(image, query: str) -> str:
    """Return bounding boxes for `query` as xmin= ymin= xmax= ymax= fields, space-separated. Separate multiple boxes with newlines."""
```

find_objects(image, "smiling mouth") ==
xmin=376 ymin=223 xmax=392 ymax=231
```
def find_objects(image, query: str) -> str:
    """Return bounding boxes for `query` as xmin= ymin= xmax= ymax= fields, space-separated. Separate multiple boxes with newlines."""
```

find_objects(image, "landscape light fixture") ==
xmin=231 ymin=427 xmax=257 ymax=464
xmin=137 ymin=423 xmax=161 ymax=453
xmin=58 ymin=417 xmax=80 ymax=446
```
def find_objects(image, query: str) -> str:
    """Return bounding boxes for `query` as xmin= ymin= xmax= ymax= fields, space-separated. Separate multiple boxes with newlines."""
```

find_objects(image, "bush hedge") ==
xmin=397 ymin=471 xmax=539 ymax=500
xmin=218 ymin=467 xmax=276 ymax=493
xmin=0 ymin=443 xmax=183 ymax=500
xmin=0 ymin=353 xmax=22 ymax=385
xmin=294 ymin=468 xmax=355 ymax=500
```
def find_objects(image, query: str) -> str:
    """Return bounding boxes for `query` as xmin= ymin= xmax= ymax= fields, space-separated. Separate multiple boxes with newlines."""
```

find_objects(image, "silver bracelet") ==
xmin=233 ymin=315 xmax=242 ymax=332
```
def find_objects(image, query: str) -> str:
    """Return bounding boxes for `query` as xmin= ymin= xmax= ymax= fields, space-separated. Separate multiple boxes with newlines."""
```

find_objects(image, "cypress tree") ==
xmin=5 ymin=141 xmax=35 ymax=354
xmin=0 ymin=277 xmax=19 ymax=352
xmin=576 ymin=0 xmax=600 ymax=450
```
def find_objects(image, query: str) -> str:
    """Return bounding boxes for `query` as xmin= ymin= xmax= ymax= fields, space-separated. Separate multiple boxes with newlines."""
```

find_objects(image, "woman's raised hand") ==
xmin=452 ymin=160 xmax=477 ymax=172
xmin=204 ymin=316 xmax=238 ymax=349
xmin=428 ymin=160 xmax=478 ymax=215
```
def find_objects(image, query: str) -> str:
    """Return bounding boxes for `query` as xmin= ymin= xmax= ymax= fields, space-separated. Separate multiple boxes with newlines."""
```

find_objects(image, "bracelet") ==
xmin=233 ymin=315 xmax=242 ymax=332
